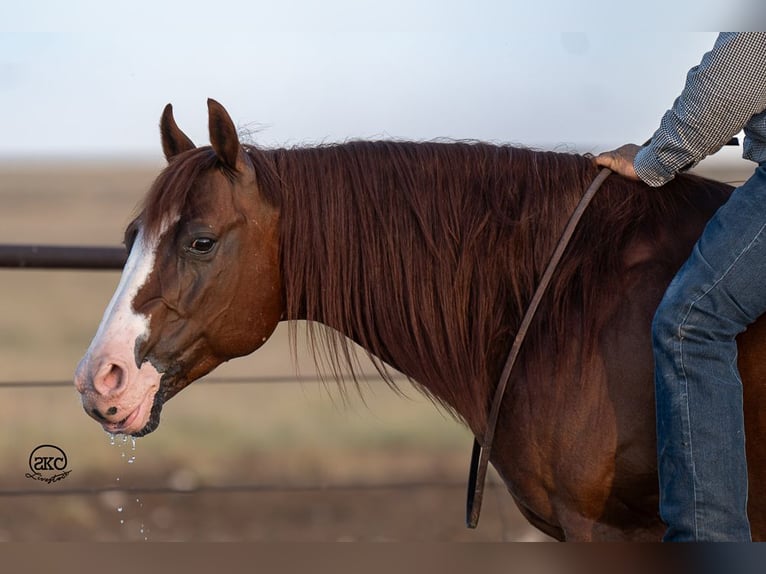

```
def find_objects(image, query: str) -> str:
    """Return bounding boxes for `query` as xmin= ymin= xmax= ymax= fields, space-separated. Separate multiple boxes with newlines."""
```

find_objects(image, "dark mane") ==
xmin=139 ymin=139 xmax=733 ymax=432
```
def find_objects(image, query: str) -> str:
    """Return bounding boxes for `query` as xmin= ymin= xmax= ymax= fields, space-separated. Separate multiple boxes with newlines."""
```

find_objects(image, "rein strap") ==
xmin=466 ymin=166 xmax=613 ymax=528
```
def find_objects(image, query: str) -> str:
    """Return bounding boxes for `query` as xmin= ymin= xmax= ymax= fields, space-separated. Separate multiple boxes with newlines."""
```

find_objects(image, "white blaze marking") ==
xmin=84 ymin=227 xmax=158 ymax=365
xmin=75 ymin=220 xmax=178 ymax=434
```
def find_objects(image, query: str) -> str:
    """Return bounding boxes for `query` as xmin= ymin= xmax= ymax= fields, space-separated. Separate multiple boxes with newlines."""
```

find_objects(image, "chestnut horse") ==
xmin=74 ymin=100 xmax=766 ymax=541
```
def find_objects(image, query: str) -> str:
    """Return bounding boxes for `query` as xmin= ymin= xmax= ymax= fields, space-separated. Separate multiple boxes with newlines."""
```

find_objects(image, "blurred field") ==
xmin=0 ymin=161 xmax=545 ymax=541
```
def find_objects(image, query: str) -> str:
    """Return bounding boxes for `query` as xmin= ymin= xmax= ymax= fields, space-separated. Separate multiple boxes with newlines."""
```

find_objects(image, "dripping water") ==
xmin=108 ymin=432 xmax=148 ymax=540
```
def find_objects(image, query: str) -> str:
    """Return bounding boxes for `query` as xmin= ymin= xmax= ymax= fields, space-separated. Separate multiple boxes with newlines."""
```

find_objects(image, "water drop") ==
xmin=108 ymin=432 xmax=146 ymax=538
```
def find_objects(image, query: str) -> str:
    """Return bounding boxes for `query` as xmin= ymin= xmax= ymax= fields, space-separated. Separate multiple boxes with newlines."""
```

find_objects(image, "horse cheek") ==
xmin=238 ymin=220 xmax=283 ymax=355
xmin=241 ymin=278 xmax=282 ymax=355
xmin=208 ymin=268 xmax=280 ymax=359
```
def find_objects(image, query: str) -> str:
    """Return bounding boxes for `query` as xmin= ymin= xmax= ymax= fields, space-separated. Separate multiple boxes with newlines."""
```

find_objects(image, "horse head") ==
xmin=74 ymin=100 xmax=282 ymax=436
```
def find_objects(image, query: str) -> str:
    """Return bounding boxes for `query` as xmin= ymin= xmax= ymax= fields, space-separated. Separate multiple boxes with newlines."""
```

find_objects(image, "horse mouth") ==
xmin=100 ymin=390 xmax=164 ymax=437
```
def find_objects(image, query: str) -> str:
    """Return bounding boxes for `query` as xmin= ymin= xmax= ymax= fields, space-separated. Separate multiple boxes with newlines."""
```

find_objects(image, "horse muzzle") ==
xmin=74 ymin=352 xmax=162 ymax=436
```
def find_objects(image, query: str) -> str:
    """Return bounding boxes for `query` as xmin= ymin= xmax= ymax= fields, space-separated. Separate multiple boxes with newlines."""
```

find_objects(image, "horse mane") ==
xmin=139 ymin=139 xmax=732 ymax=433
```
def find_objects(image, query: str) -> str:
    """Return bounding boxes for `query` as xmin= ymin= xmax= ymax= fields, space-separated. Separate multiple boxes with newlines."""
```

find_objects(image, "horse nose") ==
xmin=92 ymin=362 xmax=126 ymax=397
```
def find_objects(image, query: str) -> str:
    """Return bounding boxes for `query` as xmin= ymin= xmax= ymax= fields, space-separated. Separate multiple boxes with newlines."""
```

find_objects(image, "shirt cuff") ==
xmin=633 ymin=145 xmax=677 ymax=187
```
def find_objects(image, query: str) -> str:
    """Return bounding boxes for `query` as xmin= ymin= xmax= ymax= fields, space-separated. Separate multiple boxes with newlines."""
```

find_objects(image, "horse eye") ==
xmin=188 ymin=237 xmax=216 ymax=254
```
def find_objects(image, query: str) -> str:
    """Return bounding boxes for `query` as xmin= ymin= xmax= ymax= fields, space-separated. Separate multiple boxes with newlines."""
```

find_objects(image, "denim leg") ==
xmin=653 ymin=164 xmax=766 ymax=542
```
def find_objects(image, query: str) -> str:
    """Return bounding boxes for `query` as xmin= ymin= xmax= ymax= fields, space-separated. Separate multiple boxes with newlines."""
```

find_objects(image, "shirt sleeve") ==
xmin=634 ymin=33 xmax=766 ymax=187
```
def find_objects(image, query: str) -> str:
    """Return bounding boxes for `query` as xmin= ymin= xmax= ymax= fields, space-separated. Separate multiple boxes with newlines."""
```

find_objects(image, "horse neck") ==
xmin=269 ymin=141 xmax=591 ymax=434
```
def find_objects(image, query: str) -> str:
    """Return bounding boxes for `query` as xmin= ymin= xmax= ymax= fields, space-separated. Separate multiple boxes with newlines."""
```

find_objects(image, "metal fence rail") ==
xmin=0 ymin=374 xmax=409 ymax=389
xmin=0 ymin=244 xmax=126 ymax=269
xmin=0 ymin=478 xmax=478 ymax=499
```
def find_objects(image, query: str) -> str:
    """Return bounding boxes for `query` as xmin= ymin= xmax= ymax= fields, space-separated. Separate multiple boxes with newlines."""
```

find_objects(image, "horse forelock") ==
xmin=139 ymin=147 xmax=220 ymax=240
xmin=139 ymin=145 xmax=282 ymax=241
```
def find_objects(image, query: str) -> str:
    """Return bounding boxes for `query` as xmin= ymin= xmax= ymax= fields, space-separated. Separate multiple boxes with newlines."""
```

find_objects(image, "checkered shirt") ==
xmin=635 ymin=32 xmax=766 ymax=187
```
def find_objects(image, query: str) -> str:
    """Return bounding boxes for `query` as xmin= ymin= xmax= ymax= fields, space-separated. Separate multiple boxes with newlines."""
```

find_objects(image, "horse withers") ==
xmin=74 ymin=100 xmax=766 ymax=540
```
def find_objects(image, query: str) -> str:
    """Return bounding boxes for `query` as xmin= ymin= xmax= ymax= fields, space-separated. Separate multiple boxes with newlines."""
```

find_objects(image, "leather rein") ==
xmin=466 ymin=166 xmax=613 ymax=528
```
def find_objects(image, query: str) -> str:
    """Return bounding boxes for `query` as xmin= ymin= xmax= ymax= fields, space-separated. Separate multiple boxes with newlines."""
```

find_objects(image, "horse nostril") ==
xmin=91 ymin=408 xmax=107 ymax=421
xmin=93 ymin=363 xmax=126 ymax=396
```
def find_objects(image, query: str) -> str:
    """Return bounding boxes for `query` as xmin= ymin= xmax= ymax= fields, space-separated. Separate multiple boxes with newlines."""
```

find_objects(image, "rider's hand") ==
xmin=594 ymin=144 xmax=642 ymax=181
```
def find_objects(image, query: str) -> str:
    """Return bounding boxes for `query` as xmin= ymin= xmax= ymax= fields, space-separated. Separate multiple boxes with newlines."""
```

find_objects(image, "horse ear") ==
xmin=207 ymin=98 xmax=244 ymax=172
xmin=160 ymin=104 xmax=196 ymax=162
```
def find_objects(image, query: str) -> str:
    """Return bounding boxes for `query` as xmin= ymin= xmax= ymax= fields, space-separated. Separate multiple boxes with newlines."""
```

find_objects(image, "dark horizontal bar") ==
xmin=0 ymin=478 xmax=480 ymax=498
xmin=0 ymin=244 xmax=126 ymax=270
xmin=0 ymin=374 xmax=410 ymax=389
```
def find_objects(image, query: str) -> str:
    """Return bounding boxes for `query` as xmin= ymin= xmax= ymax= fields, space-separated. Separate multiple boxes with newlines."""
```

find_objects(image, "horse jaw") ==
xmin=74 ymin=226 xmax=164 ymax=436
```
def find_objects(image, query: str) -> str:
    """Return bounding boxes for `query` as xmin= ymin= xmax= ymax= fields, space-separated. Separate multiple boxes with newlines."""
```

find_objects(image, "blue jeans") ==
xmin=653 ymin=163 xmax=766 ymax=542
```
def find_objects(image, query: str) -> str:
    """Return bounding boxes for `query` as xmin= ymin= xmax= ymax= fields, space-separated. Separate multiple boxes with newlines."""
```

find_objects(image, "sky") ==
xmin=0 ymin=1 xmax=750 ymax=160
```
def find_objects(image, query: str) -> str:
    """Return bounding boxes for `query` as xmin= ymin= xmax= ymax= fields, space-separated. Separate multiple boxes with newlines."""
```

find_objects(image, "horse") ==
xmin=73 ymin=99 xmax=766 ymax=541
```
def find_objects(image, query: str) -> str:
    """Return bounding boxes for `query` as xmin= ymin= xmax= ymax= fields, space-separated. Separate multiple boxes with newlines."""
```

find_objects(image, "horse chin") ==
xmin=130 ymin=394 xmax=165 ymax=437
xmin=127 ymin=371 xmax=187 ymax=437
